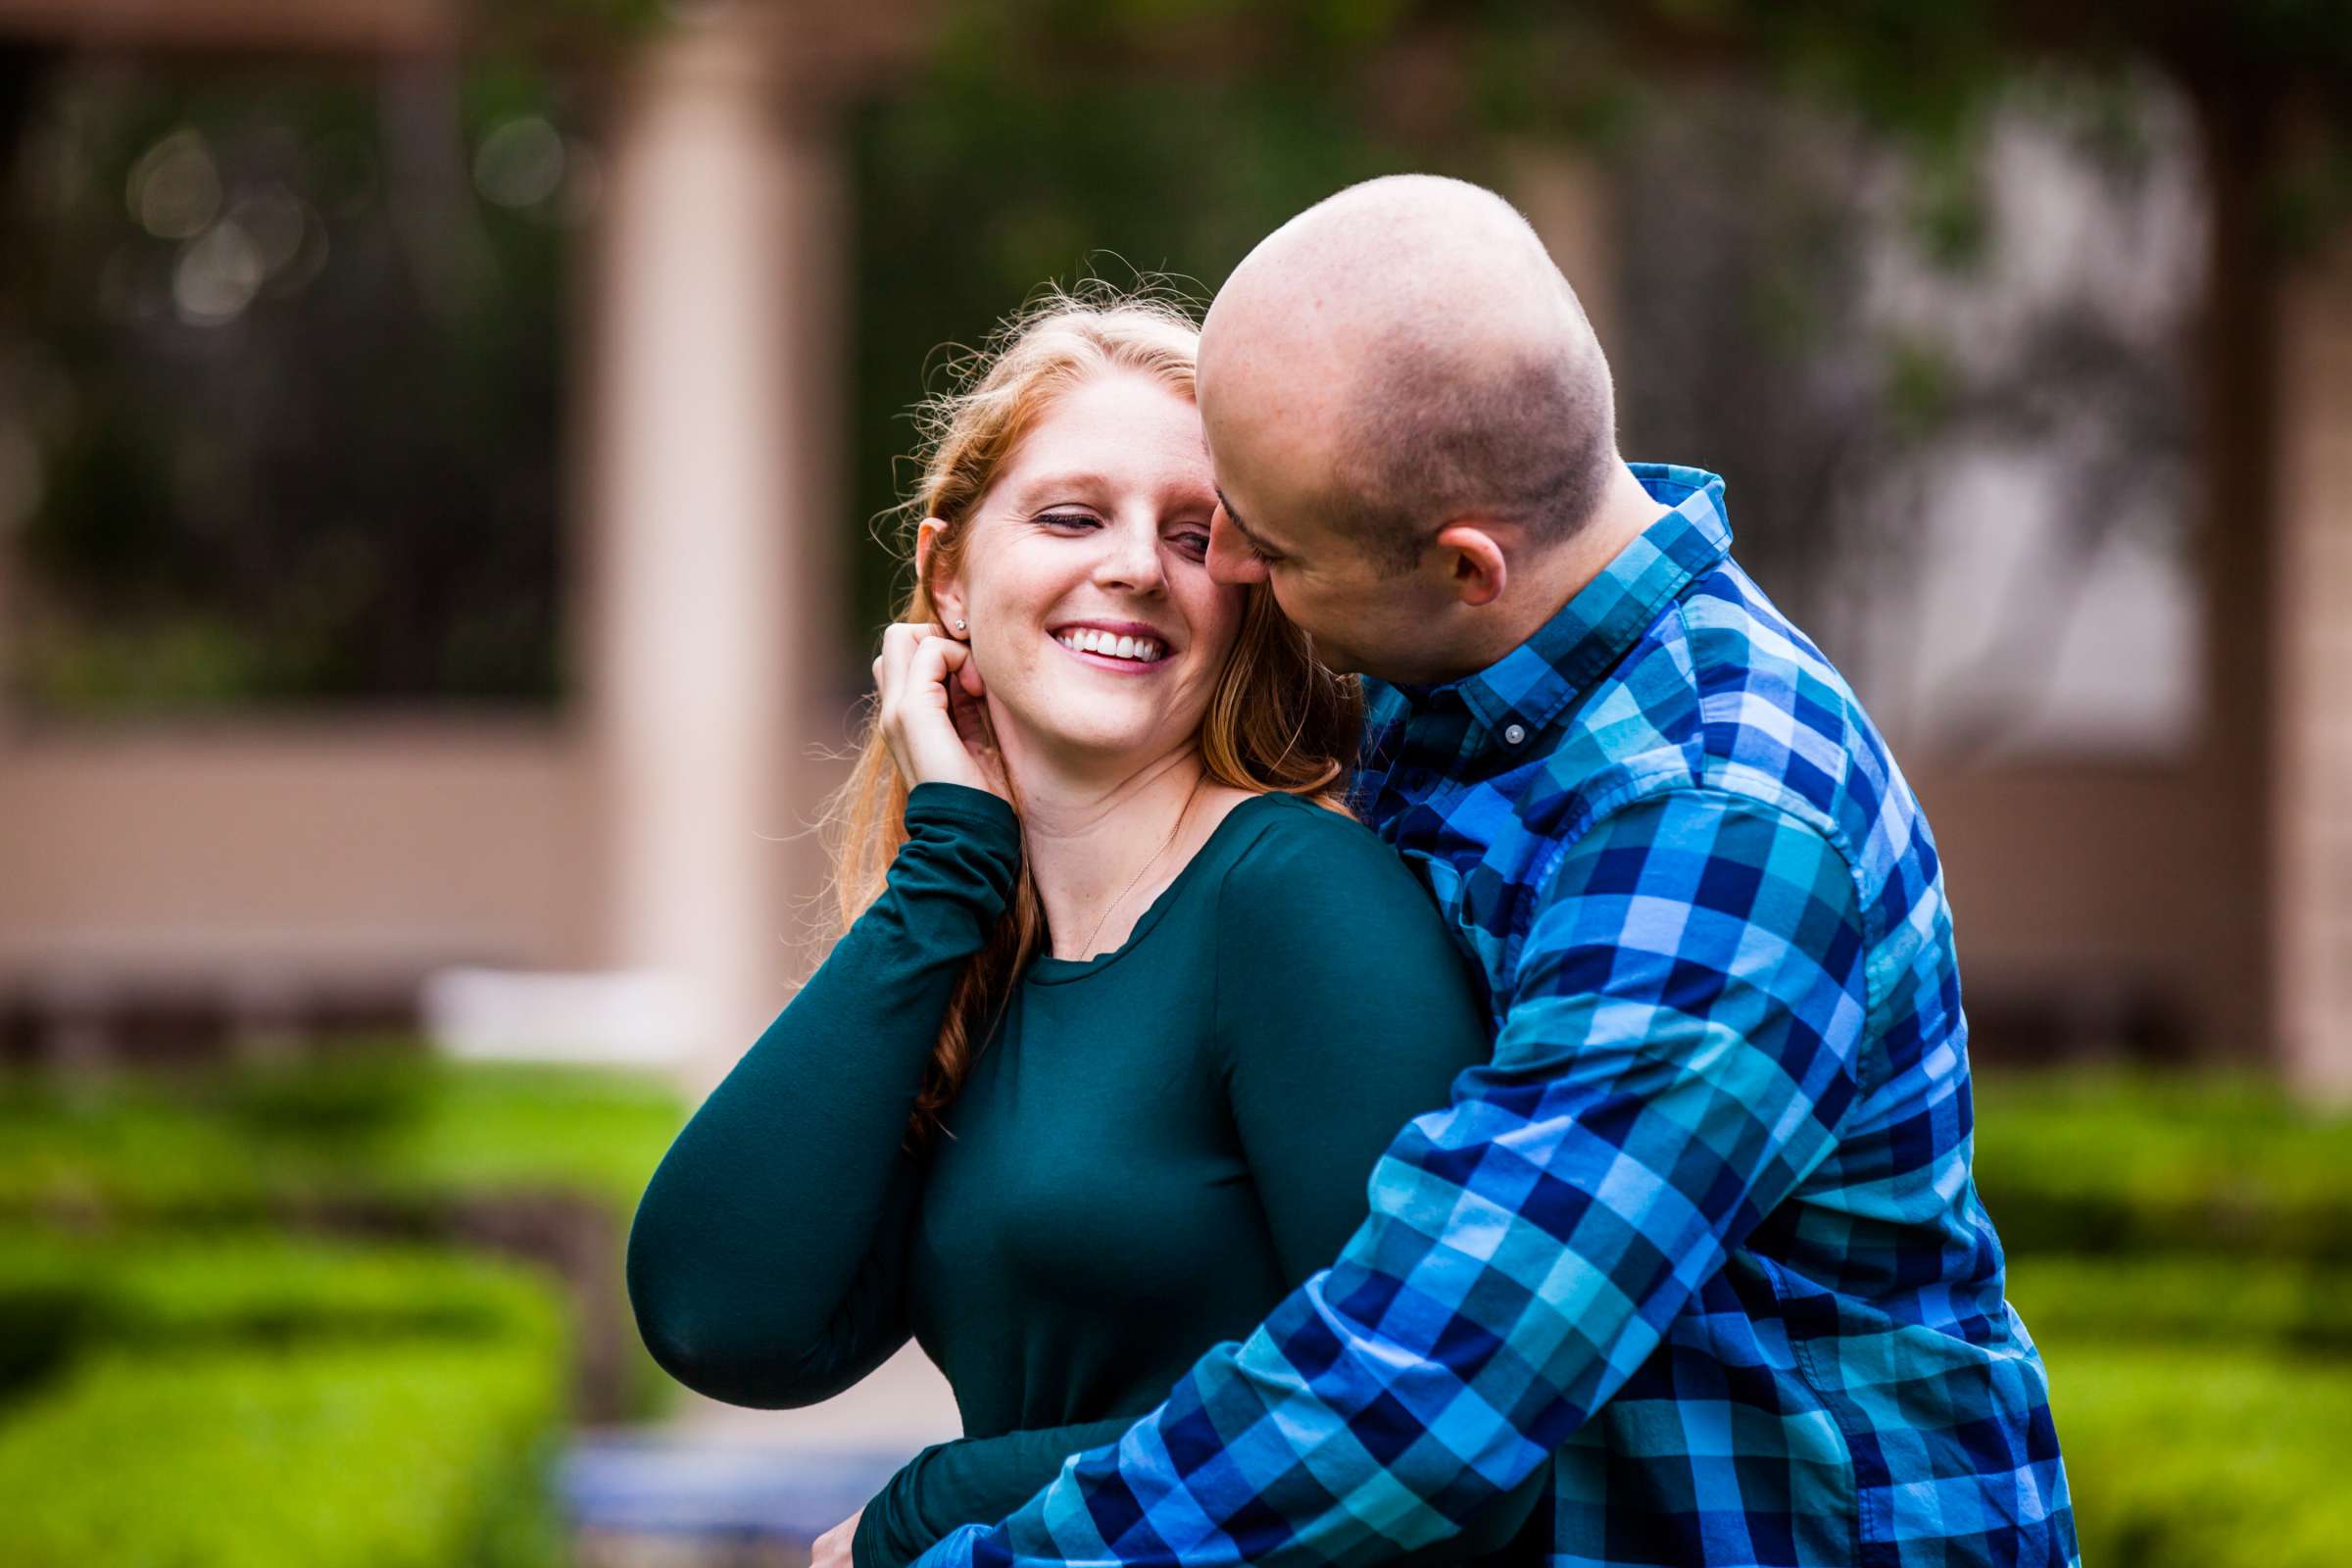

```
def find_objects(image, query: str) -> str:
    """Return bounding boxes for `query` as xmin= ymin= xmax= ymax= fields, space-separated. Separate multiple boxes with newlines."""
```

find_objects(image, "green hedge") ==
xmin=0 ymin=1055 xmax=684 ymax=1563
xmin=1973 ymin=1071 xmax=2352 ymax=1259
xmin=11 ymin=1063 xmax=2341 ymax=1565
xmin=0 ymin=1052 xmax=685 ymax=1222
xmin=2007 ymin=1255 xmax=2352 ymax=1562
xmin=0 ymin=1228 xmax=567 ymax=1378
xmin=2034 ymin=1342 xmax=2352 ymax=1568
xmin=1971 ymin=1073 xmax=2352 ymax=1567
xmin=2004 ymin=1254 xmax=2352 ymax=1355
xmin=0 ymin=1232 xmax=569 ymax=1568
xmin=0 ymin=1054 xmax=687 ymax=1421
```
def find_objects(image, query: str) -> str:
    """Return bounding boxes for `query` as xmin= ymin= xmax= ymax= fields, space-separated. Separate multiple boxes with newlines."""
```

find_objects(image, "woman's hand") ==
xmin=873 ymin=620 xmax=1009 ymax=801
xmin=811 ymin=1504 xmax=861 ymax=1568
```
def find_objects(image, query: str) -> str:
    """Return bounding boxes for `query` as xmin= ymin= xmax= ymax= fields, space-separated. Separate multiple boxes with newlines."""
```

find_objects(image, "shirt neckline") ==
xmin=1022 ymin=790 xmax=1297 ymax=986
xmin=1376 ymin=463 xmax=1734 ymax=756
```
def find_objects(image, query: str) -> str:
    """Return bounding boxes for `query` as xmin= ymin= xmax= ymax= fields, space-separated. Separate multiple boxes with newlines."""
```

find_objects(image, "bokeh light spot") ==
xmin=473 ymin=117 xmax=566 ymax=211
xmin=127 ymin=127 xmax=221 ymax=239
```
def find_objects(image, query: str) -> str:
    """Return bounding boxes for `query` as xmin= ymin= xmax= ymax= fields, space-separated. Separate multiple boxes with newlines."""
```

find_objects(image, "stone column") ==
xmin=576 ymin=0 xmax=957 ymax=1455
xmin=580 ymin=8 xmax=848 ymax=1101
xmin=2274 ymin=232 xmax=2352 ymax=1101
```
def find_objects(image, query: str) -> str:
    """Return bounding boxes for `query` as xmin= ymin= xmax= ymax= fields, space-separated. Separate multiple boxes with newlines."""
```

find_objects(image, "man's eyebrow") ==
xmin=1215 ymin=487 xmax=1282 ymax=554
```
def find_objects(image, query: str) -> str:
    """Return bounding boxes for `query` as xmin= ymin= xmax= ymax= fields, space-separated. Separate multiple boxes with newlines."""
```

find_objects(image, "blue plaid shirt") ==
xmin=911 ymin=464 xmax=2077 ymax=1568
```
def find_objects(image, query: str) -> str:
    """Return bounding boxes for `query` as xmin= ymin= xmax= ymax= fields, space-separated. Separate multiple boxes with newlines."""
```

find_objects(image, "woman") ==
xmin=623 ymin=289 xmax=1547 ymax=1568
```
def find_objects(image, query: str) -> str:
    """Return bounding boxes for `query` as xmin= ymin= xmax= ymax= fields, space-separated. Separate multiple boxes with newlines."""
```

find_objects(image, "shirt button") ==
xmin=1502 ymin=723 xmax=1527 ymax=746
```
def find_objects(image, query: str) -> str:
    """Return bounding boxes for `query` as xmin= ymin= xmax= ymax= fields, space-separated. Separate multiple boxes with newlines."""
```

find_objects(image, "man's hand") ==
xmin=812 ymin=1504 xmax=862 ymax=1568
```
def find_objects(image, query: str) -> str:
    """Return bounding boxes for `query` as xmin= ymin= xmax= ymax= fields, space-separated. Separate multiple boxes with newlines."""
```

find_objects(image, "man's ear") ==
xmin=1432 ymin=521 xmax=1508 ymax=608
xmin=914 ymin=517 xmax=966 ymax=636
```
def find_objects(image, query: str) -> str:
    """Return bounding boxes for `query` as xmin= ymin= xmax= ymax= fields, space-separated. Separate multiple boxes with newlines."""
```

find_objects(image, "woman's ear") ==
xmin=914 ymin=517 xmax=966 ymax=637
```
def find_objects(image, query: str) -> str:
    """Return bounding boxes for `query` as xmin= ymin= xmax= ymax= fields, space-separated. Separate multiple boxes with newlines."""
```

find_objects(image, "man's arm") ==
xmin=856 ymin=1418 xmax=1144 ymax=1568
xmin=911 ymin=788 xmax=1872 ymax=1568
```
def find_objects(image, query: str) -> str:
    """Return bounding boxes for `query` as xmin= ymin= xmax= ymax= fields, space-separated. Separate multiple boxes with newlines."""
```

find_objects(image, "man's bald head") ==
xmin=1200 ymin=173 xmax=1617 ymax=575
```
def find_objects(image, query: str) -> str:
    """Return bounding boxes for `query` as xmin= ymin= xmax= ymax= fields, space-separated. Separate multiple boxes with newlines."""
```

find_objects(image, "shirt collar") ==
xmin=1387 ymin=463 xmax=1734 ymax=751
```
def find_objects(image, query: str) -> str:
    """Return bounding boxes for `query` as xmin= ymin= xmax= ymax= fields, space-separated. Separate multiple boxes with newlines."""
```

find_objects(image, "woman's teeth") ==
xmin=1056 ymin=628 xmax=1166 ymax=663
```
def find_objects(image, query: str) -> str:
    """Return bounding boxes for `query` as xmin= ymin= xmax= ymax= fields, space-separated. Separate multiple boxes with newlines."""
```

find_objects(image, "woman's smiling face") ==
xmin=930 ymin=368 xmax=1243 ymax=776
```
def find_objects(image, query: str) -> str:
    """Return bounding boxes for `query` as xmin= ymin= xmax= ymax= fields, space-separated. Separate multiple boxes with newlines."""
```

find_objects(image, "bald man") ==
xmin=909 ymin=177 xmax=2077 ymax=1568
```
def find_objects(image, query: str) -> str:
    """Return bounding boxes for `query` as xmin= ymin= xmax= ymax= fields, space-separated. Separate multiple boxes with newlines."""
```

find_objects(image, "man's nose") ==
xmin=1206 ymin=507 xmax=1269 ymax=586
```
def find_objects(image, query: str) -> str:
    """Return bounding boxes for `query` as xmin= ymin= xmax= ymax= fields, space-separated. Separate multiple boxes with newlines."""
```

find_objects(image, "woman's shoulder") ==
xmin=1209 ymin=789 xmax=1437 ymax=920
xmin=1203 ymin=790 xmax=1491 ymax=1073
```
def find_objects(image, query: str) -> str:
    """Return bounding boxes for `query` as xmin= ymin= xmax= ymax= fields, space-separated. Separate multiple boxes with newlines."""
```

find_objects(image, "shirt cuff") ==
xmin=850 ymin=1494 xmax=905 ymax=1568
xmin=907 ymin=1522 xmax=984 ymax=1568
xmin=905 ymin=781 xmax=1018 ymax=834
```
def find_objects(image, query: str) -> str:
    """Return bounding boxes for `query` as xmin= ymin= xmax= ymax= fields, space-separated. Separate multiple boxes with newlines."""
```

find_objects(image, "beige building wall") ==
xmin=0 ymin=720 xmax=598 ymax=1024
xmin=1902 ymin=761 xmax=2252 ymax=1055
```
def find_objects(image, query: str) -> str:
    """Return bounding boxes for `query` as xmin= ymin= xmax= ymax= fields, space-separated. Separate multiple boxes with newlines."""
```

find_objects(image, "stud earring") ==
xmin=955 ymin=618 xmax=966 ymax=633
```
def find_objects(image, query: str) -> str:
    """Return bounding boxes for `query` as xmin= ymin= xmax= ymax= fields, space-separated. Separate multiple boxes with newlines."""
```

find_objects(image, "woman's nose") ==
xmin=1094 ymin=514 xmax=1166 ymax=592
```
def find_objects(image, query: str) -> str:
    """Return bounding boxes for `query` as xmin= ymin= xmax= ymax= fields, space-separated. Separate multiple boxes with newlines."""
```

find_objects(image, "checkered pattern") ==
xmin=910 ymin=465 xmax=2076 ymax=1568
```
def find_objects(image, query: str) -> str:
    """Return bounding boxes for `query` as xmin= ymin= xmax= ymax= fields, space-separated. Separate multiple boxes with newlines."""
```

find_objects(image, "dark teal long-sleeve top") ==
xmin=625 ymin=782 xmax=1547 ymax=1568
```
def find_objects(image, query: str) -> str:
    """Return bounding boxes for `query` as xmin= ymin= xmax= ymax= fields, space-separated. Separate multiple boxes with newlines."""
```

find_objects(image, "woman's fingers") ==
xmin=940 ymin=662 xmax=1011 ymax=800
xmin=873 ymin=622 xmax=1004 ymax=799
xmin=872 ymin=621 xmax=944 ymax=742
xmin=871 ymin=620 xmax=932 ymax=708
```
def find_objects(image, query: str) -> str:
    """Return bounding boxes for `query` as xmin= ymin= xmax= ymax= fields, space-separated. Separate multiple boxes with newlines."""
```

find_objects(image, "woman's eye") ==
xmin=1036 ymin=511 xmax=1099 ymax=531
xmin=1171 ymin=530 xmax=1211 ymax=559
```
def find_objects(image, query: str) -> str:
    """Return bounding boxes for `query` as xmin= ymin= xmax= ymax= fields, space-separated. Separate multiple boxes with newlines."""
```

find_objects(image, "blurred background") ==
xmin=0 ymin=0 xmax=2347 ymax=1563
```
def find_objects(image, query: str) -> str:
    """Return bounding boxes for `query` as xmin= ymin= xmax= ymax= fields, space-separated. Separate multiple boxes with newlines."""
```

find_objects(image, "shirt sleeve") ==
xmin=856 ymin=1418 xmax=1143 ymax=1568
xmin=625 ymin=782 xmax=1021 ymax=1409
xmin=908 ymin=787 xmax=1871 ymax=1568
xmin=856 ymin=807 xmax=1543 ymax=1568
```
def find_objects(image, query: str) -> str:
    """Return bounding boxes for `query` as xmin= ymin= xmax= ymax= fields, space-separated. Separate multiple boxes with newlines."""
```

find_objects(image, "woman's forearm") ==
xmin=854 ymin=1417 xmax=1142 ymax=1568
xmin=854 ymin=1411 xmax=1544 ymax=1568
xmin=625 ymin=783 xmax=1021 ymax=1408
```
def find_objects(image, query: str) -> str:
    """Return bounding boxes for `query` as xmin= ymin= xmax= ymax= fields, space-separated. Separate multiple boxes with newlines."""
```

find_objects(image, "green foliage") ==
xmin=1972 ymin=1071 xmax=2352 ymax=1260
xmin=0 ymin=1051 xmax=686 ymax=1222
xmin=0 ymin=1346 xmax=565 ymax=1568
xmin=0 ymin=1228 xmax=568 ymax=1363
xmin=3 ymin=58 xmax=587 ymax=714
xmin=2007 ymin=1254 xmax=2352 ymax=1355
xmin=1969 ymin=1072 xmax=2352 ymax=1566
xmin=0 ymin=1233 xmax=569 ymax=1568
xmin=0 ymin=1053 xmax=688 ymax=1426
xmin=925 ymin=0 xmax=2352 ymax=269
xmin=848 ymin=71 xmax=1427 ymax=635
xmin=473 ymin=0 xmax=670 ymax=44
xmin=2034 ymin=1344 xmax=2352 ymax=1568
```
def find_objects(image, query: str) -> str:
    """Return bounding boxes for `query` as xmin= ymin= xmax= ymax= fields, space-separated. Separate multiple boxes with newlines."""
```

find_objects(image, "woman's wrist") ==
xmin=905 ymin=779 xmax=1018 ymax=828
xmin=892 ymin=783 xmax=1022 ymax=913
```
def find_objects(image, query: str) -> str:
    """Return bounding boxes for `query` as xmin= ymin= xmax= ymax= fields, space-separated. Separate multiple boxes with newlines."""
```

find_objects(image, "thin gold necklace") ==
xmin=1070 ymin=769 xmax=1210 ymax=960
